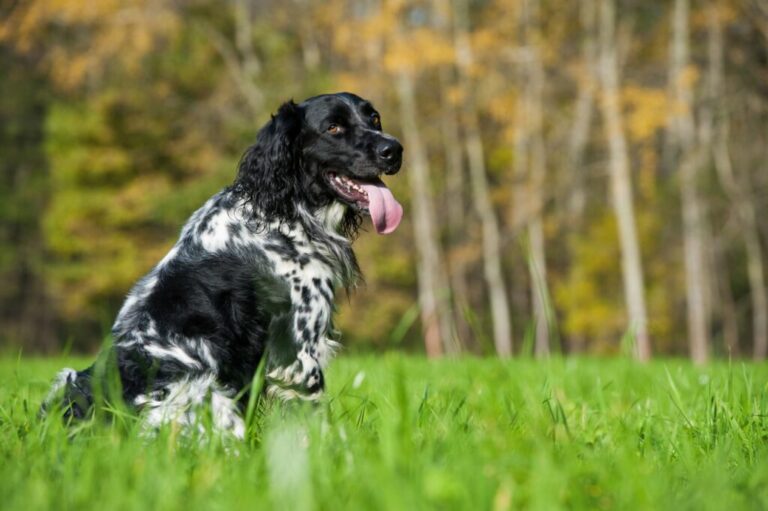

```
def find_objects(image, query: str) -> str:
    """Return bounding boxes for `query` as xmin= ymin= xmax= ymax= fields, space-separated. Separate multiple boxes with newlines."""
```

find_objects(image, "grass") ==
xmin=1 ymin=354 xmax=767 ymax=510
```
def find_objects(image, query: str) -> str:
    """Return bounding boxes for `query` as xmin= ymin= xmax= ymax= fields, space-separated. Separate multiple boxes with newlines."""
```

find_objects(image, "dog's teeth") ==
xmin=332 ymin=175 xmax=368 ymax=197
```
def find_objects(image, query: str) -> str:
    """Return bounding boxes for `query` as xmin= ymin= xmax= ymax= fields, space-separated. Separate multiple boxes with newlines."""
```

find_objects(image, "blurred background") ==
xmin=0 ymin=0 xmax=766 ymax=362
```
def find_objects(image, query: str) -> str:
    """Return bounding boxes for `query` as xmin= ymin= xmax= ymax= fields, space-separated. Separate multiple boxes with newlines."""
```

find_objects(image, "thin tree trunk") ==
xmin=712 ymin=235 xmax=740 ymax=356
xmin=680 ymin=155 xmax=710 ymax=364
xmin=597 ymin=0 xmax=651 ymax=361
xmin=441 ymin=100 xmax=473 ymax=350
xmin=395 ymin=71 xmax=457 ymax=357
xmin=518 ymin=0 xmax=551 ymax=357
xmin=233 ymin=0 xmax=261 ymax=78
xmin=567 ymin=0 xmax=597 ymax=222
xmin=197 ymin=20 xmax=262 ymax=115
xmin=466 ymin=117 xmax=514 ymax=357
xmin=453 ymin=0 xmax=513 ymax=357
xmin=433 ymin=0 xmax=473 ymax=350
xmin=438 ymin=79 xmax=473 ymax=350
xmin=563 ymin=0 xmax=597 ymax=354
xmin=295 ymin=0 xmax=321 ymax=72
xmin=669 ymin=0 xmax=710 ymax=364
xmin=528 ymin=215 xmax=550 ymax=357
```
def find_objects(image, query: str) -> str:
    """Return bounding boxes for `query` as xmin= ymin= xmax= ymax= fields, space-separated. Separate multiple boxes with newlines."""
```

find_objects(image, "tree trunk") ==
xmin=440 ymin=98 xmax=473 ymax=350
xmin=517 ymin=0 xmax=551 ymax=357
xmin=563 ymin=0 xmax=597 ymax=354
xmin=680 ymin=156 xmax=710 ymax=364
xmin=433 ymin=0 xmax=473 ymax=350
xmin=233 ymin=0 xmax=261 ymax=78
xmin=712 ymin=235 xmax=740 ymax=356
xmin=566 ymin=0 xmax=597 ymax=223
xmin=197 ymin=19 xmax=262 ymax=115
xmin=669 ymin=0 xmax=710 ymax=364
xmin=395 ymin=71 xmax=457 ymax=357
xmin=453 ymin=0 xmax=514 ymax=357
xmin=597 ymin=0 xmax=651 ymax=361
xmin=528 ymin=215 xmax=550 ymax=357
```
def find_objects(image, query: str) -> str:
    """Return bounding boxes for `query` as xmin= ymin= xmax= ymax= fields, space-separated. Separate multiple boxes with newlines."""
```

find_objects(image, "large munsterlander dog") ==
xmin=44 ymin=93 xmax=404 ymax=437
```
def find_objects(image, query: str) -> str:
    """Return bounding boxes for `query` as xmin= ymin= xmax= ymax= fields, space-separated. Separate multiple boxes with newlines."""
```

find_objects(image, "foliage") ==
xmin=0 ymin=46 xmax=51 ymax=348
xmin=2 ymin=354 xmax=768 ymax=510
xmin=0 ymin=0 xmax=767 ymax=356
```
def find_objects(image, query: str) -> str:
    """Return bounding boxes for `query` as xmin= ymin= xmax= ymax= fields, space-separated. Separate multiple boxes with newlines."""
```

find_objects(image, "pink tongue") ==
xmin=359 ymin=180 xmax=403 ymax=234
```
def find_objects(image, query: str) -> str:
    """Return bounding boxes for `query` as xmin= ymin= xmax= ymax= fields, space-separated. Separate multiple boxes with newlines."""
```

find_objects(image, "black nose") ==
xmin=376 ymin=140 xmax=403 ymax=168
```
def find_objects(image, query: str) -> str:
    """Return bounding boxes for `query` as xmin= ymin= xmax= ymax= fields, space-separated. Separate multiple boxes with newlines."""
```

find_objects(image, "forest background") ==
xmin=1 ymin=0 xmax=767 ymax=363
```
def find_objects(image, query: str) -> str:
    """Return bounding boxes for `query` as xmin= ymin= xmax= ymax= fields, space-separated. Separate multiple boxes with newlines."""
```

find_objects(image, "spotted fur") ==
xmin=43 ymin=93 xmax=403 ymax=437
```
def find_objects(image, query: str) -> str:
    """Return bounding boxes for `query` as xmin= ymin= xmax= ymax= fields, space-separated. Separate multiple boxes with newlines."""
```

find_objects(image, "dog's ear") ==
xmin=234 ymin=100 xmax=304 ymax=221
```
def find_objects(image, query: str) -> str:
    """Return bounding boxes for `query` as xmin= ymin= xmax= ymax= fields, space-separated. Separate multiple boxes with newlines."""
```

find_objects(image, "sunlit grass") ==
xmin=1 ymin=354 xmax=767 ymax=510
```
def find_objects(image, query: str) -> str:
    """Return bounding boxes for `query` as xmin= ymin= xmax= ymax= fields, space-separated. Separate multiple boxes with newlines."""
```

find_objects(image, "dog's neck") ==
xmin=295 ymin=202 xmax=360 ymax=288
xmin=314 ymin=201 xmax=348 ymax=234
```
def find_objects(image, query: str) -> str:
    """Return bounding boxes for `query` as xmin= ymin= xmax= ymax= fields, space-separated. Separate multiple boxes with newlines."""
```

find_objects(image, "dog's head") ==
xmin=233 ymin=92 xmax=404 ymax=237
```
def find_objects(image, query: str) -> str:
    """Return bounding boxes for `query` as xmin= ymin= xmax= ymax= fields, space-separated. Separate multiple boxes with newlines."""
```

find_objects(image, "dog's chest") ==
xmin=263 ymin=230 xmax=338 ymax=317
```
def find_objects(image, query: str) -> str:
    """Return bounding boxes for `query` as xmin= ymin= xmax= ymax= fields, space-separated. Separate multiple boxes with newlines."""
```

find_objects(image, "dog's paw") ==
xmin=266 ymin=352 xmax=324 ymax=401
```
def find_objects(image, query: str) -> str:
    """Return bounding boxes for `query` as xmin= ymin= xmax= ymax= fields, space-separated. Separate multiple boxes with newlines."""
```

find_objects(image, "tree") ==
xmin=395 ymin=70 xmax=458 ymax=356
xmin=668 ymin=0 xmax=711 ymax=364
xmin=431 ymin=0 xmax=474 ymax=350
xmin=453 ymin=0 xmax=514 ymax=357
xmin=0 ymin=45 xmax=54 ymax=350
xmin=596 ymin=0 xmax=651 ymax=361
xmin=514 ymin=0 xmax=552 ymax=357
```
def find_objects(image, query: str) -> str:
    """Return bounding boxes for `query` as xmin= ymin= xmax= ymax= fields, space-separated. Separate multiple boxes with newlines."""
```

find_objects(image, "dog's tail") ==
xmin=40 ymin=366 xmax=95 ymax=420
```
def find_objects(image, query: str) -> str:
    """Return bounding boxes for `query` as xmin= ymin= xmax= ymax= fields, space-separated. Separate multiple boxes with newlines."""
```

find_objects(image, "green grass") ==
xmin=1 ymin=354 xmax=767 ymax=510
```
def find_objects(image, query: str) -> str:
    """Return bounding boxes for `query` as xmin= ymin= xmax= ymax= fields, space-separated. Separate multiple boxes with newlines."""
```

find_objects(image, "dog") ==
xmin=43 ymin=92 xmax=404 ymax=437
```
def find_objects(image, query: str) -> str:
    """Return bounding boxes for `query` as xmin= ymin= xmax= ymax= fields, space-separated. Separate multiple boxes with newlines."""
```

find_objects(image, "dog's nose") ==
xmin=376 ymin=140 xmax=403 ymax=164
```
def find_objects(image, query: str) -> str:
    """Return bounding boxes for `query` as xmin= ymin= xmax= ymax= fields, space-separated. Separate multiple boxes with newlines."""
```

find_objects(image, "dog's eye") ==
xmin=327 ymin=124 xmax=343 ymax=135
xmin=371 ymin=114 xmax=381 ymax=129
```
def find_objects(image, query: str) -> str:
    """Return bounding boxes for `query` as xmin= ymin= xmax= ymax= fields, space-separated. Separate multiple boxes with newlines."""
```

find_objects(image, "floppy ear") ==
xmin=233 ymin=101 xmax=303 ymax=221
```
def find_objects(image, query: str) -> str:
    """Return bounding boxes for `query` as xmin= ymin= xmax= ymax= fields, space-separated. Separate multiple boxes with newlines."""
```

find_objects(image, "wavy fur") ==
xmin=43 ymin=93 xmax=402 ymax=437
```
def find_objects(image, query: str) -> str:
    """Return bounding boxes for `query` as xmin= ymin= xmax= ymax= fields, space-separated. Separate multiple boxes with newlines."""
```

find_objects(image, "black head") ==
xmin=232 ymin=92 xmax=404 ymax=237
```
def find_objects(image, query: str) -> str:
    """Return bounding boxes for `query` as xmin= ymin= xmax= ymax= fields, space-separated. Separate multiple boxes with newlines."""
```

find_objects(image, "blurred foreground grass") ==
xmin=1 ymin=354 xmax=767 ymax=510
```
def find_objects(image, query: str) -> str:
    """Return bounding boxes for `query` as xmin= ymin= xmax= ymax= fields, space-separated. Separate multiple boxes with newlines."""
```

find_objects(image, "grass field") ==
xmin=1 ymin=354 xmax=767 ymax=510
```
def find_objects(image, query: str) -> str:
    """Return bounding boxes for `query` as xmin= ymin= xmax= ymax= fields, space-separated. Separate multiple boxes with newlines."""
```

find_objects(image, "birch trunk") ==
xmin=198 ymin=17 xmax=262 ymax=115
xmin=466 ymin=116 xmax=513 ymax=357
xmin=567 ymin=0 xmax=597 ymax=222
xmin=669 ymin=0 xmax=710 ymax=364
xmin=433 ymin=0 xmax=473 ymax=349
xmin=453 ymin=0 xmax=513 ymax=356
xmin=563 ymin=0 xmax=597 ymax=354
xmin=441 ymin=97 xmax=473 ymax=350
xmin=597 ymin=0 xmax=651 ymax=361
xmin=518 ymin=0 xmax=551 ymax=357
xmin=395 ymin=71 xmax=456 ymax=357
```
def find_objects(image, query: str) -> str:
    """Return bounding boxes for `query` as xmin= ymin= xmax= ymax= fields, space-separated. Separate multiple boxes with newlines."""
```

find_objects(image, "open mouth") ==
xmin=327 ymin=172 xmax=403 ymax=234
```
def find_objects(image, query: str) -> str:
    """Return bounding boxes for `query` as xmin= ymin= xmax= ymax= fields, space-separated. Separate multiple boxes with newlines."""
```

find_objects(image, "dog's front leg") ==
xmin=264 ymin=303 xmax=327 ymax=401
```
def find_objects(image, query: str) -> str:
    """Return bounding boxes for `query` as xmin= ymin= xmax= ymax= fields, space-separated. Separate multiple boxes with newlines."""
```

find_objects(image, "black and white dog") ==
xmin=44 ymin=93 xmax=404 ymax=437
